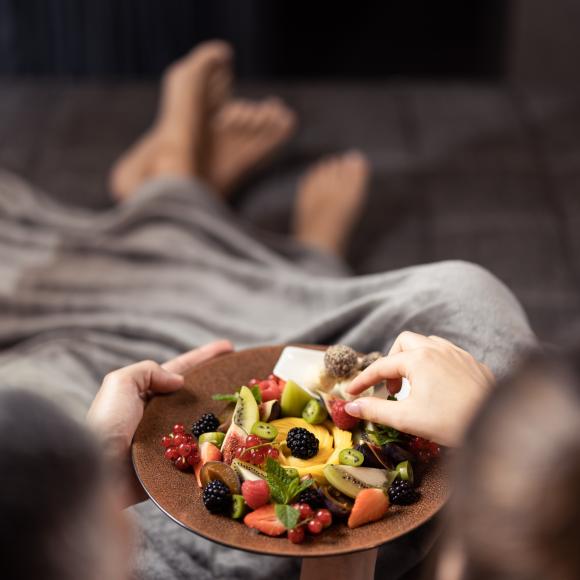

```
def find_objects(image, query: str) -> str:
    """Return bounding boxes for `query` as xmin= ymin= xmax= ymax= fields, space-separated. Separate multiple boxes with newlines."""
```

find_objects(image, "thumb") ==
xmin=115 ymin=360 xmax=184 ymax=394
xmin=147 ymin=365 xmax=184 ymax=394
xmin=345 ymin=397 xmax=406 ymax=431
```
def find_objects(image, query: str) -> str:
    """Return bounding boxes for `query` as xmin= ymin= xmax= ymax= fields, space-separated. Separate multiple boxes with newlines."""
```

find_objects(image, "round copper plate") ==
xmin=132 ymin=345 xmax=448 ymax=557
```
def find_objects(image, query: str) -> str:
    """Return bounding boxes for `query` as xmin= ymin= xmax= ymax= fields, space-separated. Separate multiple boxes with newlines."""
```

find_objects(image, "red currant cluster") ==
xmin=287 ymin=504 xmax=333 ymax=544
xmin=408 ymin=436 xmax=441 ymax=463
xmin=161 ymin=423 xmax=200 ymax=471
xmin=233 ymin=434 xmax=280 ymax=466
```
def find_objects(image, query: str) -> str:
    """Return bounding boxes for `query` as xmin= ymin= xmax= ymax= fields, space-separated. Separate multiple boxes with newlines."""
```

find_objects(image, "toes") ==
xmin=162 ymin=40 xmax=233 ymax=94
xmin=300 ymin=151 xmax=370 ymax=188
xmin=213 ymin=97 xmax=297 ymax=135
xmin=182 ymin=40 xmax=233 ymax=71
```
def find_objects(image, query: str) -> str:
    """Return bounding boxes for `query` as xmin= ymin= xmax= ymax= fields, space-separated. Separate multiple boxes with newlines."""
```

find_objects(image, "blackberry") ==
xmin=297 ymin=487 xmax=325 ymax=509
xmin=324 ymin=345 xmax=358 ymax=378
xmin=191 ymin=413 xmax=220 ymax=438
xmin=202 ymin=480 xmax=232 ymax=514
xmin=287 ymin=427 xmax=319 ymax=459
xmin=388 ymin=479 xmax=420 ymax=506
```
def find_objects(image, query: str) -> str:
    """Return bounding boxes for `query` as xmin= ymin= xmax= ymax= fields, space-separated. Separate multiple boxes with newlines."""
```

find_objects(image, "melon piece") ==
xmin=280 ymin=380 xmax=314 ymax=417
xmin=348 ymin=488 xmax=389 ymax=528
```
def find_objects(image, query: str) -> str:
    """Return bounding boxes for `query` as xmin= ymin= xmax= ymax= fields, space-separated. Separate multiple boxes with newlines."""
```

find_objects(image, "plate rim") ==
xmin=131 ymin=344 xmax=447 ymax=558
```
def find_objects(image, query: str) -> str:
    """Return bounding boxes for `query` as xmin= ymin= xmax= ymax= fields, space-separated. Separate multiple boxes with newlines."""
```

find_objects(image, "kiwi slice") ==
xmin=231 ymin=459 xmax=267 ymax=482
xmin=231 ymin=494 xmax=247 ymax=519
xmin=280 ymin=380 xmax=313 ymax=417
xmin=250 ymin=421 xmax=278 ymax=441
xmin=302 ymin=399 xmax=328 ymax=424
xmin=284 ymin=467 xmax=300 ymax=479
xmin=198 ymin=431 xmax=225 ymax=448
xmin=323 ymin=464 xmax=394 ymax=499
xmin=396 ymin=460 xmax=414 ymax=483
xmin=339 ymin=448 xmax=364 ymax=467
xmin=233 ymin=386 xmax=260 ymax=434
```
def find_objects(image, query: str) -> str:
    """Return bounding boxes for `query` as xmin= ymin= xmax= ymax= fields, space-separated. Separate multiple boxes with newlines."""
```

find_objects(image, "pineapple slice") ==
xmin=325 ymin=421 xmax=353 ymax=465
xmin=269 ymin=417 xmax=354 ymax=483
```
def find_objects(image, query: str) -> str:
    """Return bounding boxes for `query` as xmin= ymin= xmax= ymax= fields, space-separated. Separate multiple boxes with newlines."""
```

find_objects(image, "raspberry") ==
xmin=329 ymin=399 xmax=359 ymax=431
xmin=241 ymin=479 xmax=270 ymax=510
xmin=191 ymin=413 xmax=220 ymax=438
xmin=202 ymin=480 xmax=232 ymax=514
xmin=388 ymin=479 xmax=420 ymax=506
xmin=286 ymin=428 xmax=319 ymax=459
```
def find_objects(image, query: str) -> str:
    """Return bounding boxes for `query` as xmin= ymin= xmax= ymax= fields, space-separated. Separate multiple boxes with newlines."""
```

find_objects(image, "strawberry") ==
xmin=329 ymin=399 xmax=359 ymax=430
xmin=241 ymin=480 xmax=270 ymax=510
xmin=257 ymin=376 xmax=284 ymax=402
xmin=348 ymin=488 xmax=389 ymax=529
xmin=243 ymin=504 xmax=286 ymax=536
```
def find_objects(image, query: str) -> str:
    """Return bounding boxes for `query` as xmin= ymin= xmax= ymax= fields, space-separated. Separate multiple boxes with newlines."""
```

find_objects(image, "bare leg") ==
xmin=293 ymin=151 xmax=370 ymax=257
xmin=109 ymin=43 xmax=296 ymax=202
xmin=208 ymin=97 xmax=296 ymax=196
xmin=300 ymin=550 xmax=378 ymax=580
xmin=109 ymin=41 xmax=232 ymax=201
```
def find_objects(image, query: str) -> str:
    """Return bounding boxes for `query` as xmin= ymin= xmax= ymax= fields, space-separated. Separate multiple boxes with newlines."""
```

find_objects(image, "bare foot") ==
xmin=206 ymin=97 xmax=296 ymax=196
xmin=109 ymin=40 xmax=232 ymax=202
xmin=293 ymin=151 xmax=370 ymax=256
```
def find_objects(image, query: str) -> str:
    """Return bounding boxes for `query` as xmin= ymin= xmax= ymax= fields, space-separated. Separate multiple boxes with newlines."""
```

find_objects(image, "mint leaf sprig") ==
xmin=275 ymin=504 xmax=300 ymax=530
xmin=265 ymin=458 xmax=313 ymax=505
xmin=212 ymin=385 xmax=262 ymax=404
xmin=212 ymin=393 xmax=238 ymax=403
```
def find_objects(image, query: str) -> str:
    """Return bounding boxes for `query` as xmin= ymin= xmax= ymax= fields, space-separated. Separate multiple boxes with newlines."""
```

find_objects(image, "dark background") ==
xmin=0 ymin=0 xmax=580 ymax=346
xmin=0 ymin=0 xmax=507 ymax=79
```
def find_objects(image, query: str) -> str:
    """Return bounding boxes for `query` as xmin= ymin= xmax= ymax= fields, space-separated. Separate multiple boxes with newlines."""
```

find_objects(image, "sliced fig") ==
xmin=359 ymin=440 xmax=414 ymax=470
xmin=259 ymin=400 xmax=281 ymax=422
xmin=221 ymin=422 xmax=246 ymax=465
xmin=355 ymin=442 xmax=383 ymax=468
xmin=194 ymin=441 xmax=222 ymax=487
xmin=320 ymin=485 xmax=353 ymax=518
xmin=200 ymin=461 xmax=241 ymax=494
xmin=379 ymin=443 xmax=415 ymax=468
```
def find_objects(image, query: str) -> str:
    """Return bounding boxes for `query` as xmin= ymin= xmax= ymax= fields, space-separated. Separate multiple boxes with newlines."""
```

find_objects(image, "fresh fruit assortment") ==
xmin=159 ymin=345 xmax=441 ymax=543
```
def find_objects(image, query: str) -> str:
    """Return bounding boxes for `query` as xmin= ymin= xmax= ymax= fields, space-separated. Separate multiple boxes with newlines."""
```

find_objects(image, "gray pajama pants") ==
xmin=0 ymin=171 xmax=535 ymax=579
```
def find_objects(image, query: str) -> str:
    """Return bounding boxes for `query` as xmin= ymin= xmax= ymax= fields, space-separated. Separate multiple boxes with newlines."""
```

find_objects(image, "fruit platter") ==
xmin=132 ymin=345 xmax=448 ymax=557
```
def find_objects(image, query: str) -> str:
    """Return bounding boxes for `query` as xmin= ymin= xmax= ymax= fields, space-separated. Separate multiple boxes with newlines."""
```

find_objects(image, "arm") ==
xmin=345 ymin=332 xmax=494 ymax=447
xmin=87 ymin=340 xmax=233 ymax=506
xmin=300 ymin=550 xmax=378 ymax=580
